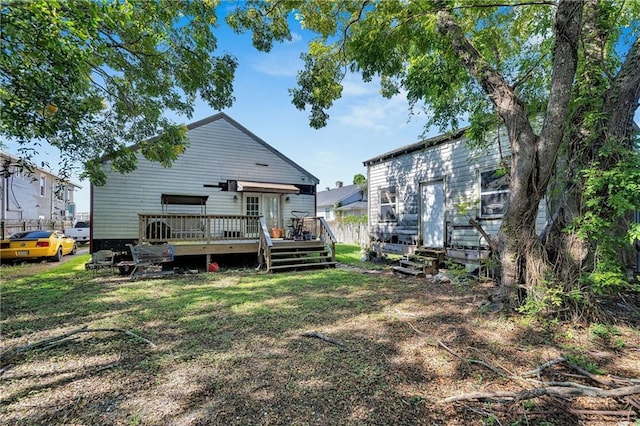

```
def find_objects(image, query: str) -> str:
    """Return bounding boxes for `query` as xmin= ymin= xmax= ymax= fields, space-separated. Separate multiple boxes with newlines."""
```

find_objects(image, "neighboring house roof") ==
xmin=0 ymin=150 xmax=82 ymax=189
xmin=317 ymin=184 xmax=364 ymax=208
xmin=362 ymin=128 xmax=468 ymax=166
xmin=336 ymin=201 xmax=368 ymax=212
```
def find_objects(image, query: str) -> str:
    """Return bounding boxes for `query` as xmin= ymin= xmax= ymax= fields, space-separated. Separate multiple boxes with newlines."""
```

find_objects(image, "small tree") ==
xmin=1 ymin=0 xmax=236 ymax=185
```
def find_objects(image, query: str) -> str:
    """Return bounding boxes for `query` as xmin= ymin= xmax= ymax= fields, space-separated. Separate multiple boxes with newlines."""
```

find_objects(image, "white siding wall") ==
xmin=93 ymin=117 xmax=316 ymax=240
xmin=368 ymin=130 xmax=547 ymax=249
xmin=0 ymin=157 xmax=76 ymax=222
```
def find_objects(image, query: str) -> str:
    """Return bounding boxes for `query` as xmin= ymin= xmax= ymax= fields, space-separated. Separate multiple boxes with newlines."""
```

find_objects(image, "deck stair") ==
xmin=393 ymin=248 xmax=445 ymax=276
xmin=268 ymin=240 xmax=337 ymax=272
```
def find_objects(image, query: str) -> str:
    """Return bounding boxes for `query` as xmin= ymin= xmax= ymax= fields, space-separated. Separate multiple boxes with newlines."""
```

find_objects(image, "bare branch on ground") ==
xmin=301 ymin=331 xmax=347 ymax=349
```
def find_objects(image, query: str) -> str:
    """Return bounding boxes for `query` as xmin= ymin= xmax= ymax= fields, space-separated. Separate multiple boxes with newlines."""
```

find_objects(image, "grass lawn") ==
xmin=1 ymin=246 xmax=639 ymax=425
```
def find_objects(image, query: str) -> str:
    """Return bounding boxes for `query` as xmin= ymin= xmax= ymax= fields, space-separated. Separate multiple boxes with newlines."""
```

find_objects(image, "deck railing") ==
xmin=138 ymin=213 xmax=337 ymax=263
xmin=138 ymin=214 xmax=261 ymax=244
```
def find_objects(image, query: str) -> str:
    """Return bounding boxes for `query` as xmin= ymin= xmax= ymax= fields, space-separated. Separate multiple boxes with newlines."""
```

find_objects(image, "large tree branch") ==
xmin=435 ymin=10 xmax=528 ymax=127
xmin=537 ymin=0 xmax=583 ymax=191
xmin=603 ymin=35 xmax=640 ymax=141
xmin=435 ymin=8 xmax=539 ymax=222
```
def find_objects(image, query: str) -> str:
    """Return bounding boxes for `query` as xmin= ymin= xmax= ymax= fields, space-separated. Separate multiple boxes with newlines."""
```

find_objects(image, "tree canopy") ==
xmin=1 ymin=0 xmax=235 ymax=184
xmin=352 ymin=173 xmax=366 ymax=186
xmin=228 ymin=0 xmax=640 ymax=315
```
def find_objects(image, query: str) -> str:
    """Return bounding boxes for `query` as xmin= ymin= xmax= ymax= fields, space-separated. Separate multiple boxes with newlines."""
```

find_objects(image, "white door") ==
xmin=244 ymin=193 xmax=281 ymax=236
xmin=244 ymin=195 xmax=260 ymax=237
xmin=421 ymin=181 xmax=445 ymax=248
xmin=263 ymin=194 xmax=280 ymax=229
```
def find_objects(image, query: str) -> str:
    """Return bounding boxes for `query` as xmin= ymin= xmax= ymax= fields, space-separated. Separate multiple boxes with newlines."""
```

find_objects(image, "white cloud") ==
xmin=341 ymin=74 xmax=378 ymax=97
xmin=251 ymin=55 xmax=301 ymax=77
xmin=286 ymin=32 xmax=302 ymax=44
xmin=335 ymin=90 xmax=421 ymax=133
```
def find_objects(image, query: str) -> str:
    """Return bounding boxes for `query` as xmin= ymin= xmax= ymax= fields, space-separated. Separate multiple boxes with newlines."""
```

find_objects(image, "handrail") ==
xmin=257 ymin=216 xmax=273 ymax=271
xmin=318 ymin=217 xmax=337 ymax=243
xmin=318 ymin=217 xmax=337 ymax=262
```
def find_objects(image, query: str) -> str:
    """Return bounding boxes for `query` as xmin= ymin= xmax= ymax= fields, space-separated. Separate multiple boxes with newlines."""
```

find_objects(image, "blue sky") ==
xmin=4 ymin=14 xmax=433 ymax=214
xmin=176 ymin=20 xmax=433 ymax=193
xmin=3 ymin=9 xmax=638 ymax=214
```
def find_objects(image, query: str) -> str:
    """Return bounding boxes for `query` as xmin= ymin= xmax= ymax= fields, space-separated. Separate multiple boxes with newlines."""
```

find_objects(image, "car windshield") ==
xmin=75 ymin=222 xmax=89 ymax=228
xmin=9 ymin=231 xmax=52 ymax=240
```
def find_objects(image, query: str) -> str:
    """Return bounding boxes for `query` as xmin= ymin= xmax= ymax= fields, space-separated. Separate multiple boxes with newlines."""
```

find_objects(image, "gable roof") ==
xmin=317 ymin=184 xmax=363 ymax=207
xmin=187 ymin=112 xmax=319 ymax=184
xmin=336 ymin=200 xmax=368 ymax=212
xmin=0 ymin=150 xmax=82 ymax=189
xmin=363 ymin=127 xmax=468 ymax=166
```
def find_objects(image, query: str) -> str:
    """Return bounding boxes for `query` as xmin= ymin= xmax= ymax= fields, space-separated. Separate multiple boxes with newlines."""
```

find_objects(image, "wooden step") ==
xmin=404 ymin=255 xmax=439 ymax=274
xmin=407 ymin=255 xmax=436 ymax=263
xmin=271 ymin=255 xmax=333 ymax=264
xmin=393 ymin=266 xmax=425 ymax=276
xmin=269 ymin=261 xmax=337 ymax=272
xmin=272 ymin=241 xmax=325 ymax=250
xmin=271 ymin=250 xmax=329 ymax=257
xmin=400 ymin=259 xmax=426 ymax=269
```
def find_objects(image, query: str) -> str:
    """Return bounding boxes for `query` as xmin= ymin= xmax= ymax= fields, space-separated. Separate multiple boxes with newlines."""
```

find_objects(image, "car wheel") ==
xmin=71 ymin=244 xmax=78 ymax=255
xmin=51 ymin=247 xmax=63 ymax=262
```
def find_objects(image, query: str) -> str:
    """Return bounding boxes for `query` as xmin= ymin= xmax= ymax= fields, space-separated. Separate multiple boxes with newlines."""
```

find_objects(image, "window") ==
xmin=245 ymin=195 xmax=259 ymax=216
xmin=379 ymin=187 xmax=397 ymax=222
xmin=40 ymin=175 xmax=46 ymax=197
xmin=480 ymin=169 xmax=509 ymax=217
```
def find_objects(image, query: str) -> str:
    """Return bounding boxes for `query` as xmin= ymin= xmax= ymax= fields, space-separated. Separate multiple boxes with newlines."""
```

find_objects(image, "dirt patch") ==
xmin=1 ymin=266 xmax=638 ymax=425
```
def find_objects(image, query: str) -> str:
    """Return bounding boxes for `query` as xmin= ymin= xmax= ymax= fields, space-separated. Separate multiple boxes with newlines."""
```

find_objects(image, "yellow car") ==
xmin=0 ymin=230 xmax=77 ymax=263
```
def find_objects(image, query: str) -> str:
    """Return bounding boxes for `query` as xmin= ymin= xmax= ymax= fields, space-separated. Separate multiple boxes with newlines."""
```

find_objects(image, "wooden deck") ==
xmin=137 ymin=214 xmax=337 ymax=272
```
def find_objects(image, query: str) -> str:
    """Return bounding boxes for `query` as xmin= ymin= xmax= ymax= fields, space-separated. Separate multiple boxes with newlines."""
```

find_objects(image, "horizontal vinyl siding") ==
xmin=93 ymin=117 xmax=316 ymax=240
xmin=367 ymin=128 xmax=548 ymax=249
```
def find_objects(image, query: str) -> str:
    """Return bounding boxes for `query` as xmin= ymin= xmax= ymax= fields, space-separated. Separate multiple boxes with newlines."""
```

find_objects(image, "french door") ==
xmin=244 ymin=193 xmax=281 ymax=236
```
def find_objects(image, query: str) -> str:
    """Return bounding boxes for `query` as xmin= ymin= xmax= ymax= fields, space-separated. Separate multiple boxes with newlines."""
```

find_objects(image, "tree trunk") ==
xmin=437 ymin=0 xmax=583 ymax=307
xmin=543 ymin=6 xmax=640 ymax=297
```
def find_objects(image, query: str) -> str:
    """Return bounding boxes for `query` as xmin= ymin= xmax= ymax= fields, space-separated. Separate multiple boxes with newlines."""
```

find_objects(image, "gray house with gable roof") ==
xmin=317 ymin=182 xmax=367 ymax=221
xmin=91 ymin=112 xmax=323 ymax=258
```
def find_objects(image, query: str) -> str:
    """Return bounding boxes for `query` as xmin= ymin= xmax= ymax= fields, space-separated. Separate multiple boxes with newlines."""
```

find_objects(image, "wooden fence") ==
xmin=326 ymin=221 xmax=368 ymax=246
xmin=1 ymin=219 xmax=70 ymax=237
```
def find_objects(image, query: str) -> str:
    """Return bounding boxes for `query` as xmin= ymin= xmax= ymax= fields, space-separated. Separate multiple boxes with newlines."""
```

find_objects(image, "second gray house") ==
xmin=363 ymin=127 xmax=547 ymax=263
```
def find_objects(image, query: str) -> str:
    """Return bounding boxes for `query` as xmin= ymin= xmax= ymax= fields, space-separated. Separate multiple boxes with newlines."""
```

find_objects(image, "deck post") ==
xmin=205 ymin=253 xmax=211 ymax=271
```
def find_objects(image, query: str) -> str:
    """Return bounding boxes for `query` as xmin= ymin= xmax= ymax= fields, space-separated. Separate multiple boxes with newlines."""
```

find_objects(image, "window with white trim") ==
xmin=40 ymin=175 xmax=46 ymax=197
xmin=480 ymin=169 xmax=509 ymax=218
xmin=379 ymin=187 xmax=397 ymax=222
